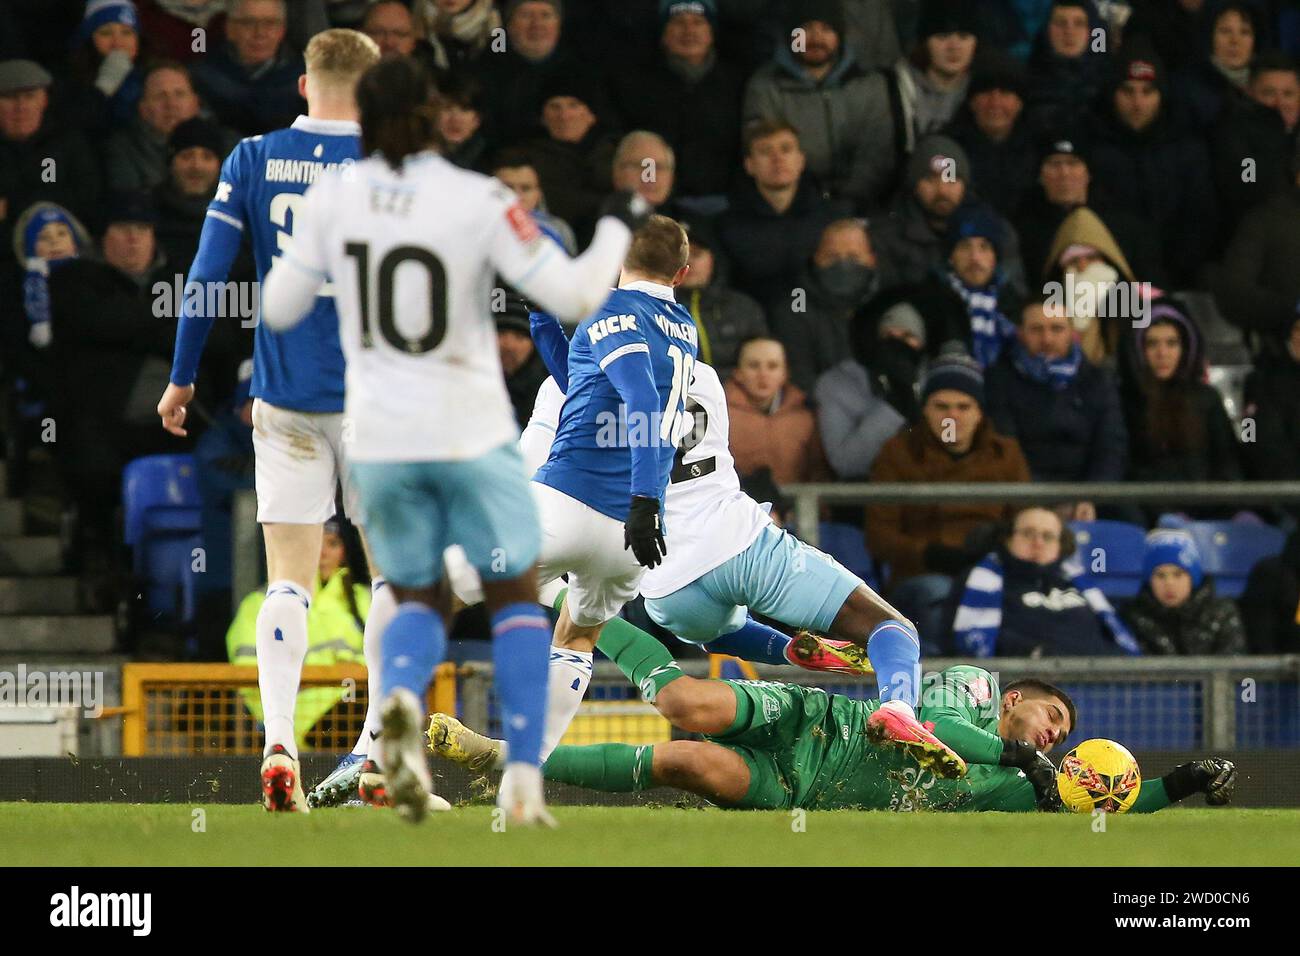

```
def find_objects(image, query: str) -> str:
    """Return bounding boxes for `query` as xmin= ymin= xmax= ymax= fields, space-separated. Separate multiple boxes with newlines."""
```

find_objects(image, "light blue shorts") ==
xmin=644 ymin=525 xmax=862 ymax=643
xmin=350 ymin=443 xmax=540 ymax=589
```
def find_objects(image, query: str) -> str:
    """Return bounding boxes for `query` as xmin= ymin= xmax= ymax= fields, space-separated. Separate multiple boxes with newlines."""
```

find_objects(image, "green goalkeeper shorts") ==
xmin=708 ymin=680 xmax=850 ymax=810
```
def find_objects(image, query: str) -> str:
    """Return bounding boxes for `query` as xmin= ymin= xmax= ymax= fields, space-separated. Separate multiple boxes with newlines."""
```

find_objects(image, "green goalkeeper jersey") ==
xmin=719 ymin=666 xmax=1171 ymax=812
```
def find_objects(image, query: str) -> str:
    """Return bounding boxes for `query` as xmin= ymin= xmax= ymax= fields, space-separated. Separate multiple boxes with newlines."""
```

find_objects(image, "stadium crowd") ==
xmin=1 ymin=0 xmax=1299 ymax=661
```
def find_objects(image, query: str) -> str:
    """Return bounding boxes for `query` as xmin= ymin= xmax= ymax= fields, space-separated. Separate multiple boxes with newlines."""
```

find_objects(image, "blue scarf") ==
xmin=945 ymin=270 xmax=1016 ymax=368
xmin=952 ymin=551 xmax=1141 ymax=657
xmin=1012 ymin=340 xmax=1083 ymax=390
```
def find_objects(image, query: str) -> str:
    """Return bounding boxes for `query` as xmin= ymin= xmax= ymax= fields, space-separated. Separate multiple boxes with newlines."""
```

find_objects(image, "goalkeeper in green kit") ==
xmin=430 ymin=605 xmax=1236 ymax=812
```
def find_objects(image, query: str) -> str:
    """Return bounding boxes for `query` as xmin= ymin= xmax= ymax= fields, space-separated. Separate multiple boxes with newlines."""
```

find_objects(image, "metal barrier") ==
xmin=783 ymin=481 xmax=1300 ymax=547
xmin=456 ymin=656 xmax=1300 ymax=753
xmin=119 ymin=663 xmax=456 ymax=755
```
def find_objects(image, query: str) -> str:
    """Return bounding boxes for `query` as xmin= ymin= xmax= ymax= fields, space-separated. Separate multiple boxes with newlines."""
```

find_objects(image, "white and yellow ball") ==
xmin=1056 ymin=738 xmax=1142 ymax=813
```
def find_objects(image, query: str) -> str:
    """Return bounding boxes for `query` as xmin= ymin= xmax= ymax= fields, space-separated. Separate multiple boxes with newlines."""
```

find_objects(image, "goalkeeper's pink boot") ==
xmin=866 ymin=706 xmax=967 ymax=779
xmin=784 ymin=631 xmax=874 ymax=676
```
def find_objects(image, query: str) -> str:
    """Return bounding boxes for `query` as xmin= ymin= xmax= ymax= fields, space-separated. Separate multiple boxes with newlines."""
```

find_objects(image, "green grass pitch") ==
xmin=3 ymin=804 xmax=1298 ymax=866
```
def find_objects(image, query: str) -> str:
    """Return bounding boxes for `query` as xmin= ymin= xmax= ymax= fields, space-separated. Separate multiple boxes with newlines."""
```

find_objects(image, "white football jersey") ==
xmin=521 ymin=363 xmax=771 ymax=600
xmin=641 ymin=361 xmax=771 ymax=598
xmin=283 ymin=151 xmax=559 ymax=462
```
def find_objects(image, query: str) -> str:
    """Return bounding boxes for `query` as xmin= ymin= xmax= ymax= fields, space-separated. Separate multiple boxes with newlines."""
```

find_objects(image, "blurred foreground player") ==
xmin=156 ymin=29 xmax=384 ymax=813
xmin=261 ymin=55 xmax=635 ymax=823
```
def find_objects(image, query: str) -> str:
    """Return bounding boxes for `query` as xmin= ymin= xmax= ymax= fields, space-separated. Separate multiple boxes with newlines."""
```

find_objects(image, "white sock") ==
xmin=256 ymin=580 xmax=311 ymax=759
xmin=540 ymin=646 xmax=593 ymax=761
xmin=351 ymin=577 xmax=394 ymax=757
xmin=879 ymin=698 xmax=917 ymax=720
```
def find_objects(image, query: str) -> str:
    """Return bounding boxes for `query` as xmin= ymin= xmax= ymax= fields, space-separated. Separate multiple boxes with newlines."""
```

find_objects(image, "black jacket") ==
xmin=944 ymin=108 xmax=1039 ymax=221
xmin=984 ymin=349 xmax=1128 ymax=482
xmin=1210 ymin=97 xmax=1298 ymax=242
xmin=1242 ymin=348 xmax=1300 ymax=482
xmin=0 ymin=120 xmax=103 ymax=248
xmin=1239 ymin=530 xmax=1300 ymax=654
xmin=715 ymin=174 xmax=851 ymax=305
xmin=1121 ymin=581 xmax=1247 ymax=656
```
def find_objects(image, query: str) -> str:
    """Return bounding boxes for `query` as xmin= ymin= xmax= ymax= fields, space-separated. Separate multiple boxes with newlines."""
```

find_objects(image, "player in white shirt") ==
xmin=260 ymin=56 xmax=636 ymax=824
xmin=456 ymin=359 xmax=964 ymax=762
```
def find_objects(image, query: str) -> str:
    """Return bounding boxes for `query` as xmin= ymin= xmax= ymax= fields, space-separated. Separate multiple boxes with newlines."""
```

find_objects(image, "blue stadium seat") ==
xmin=1173 ymin=520 xmax=1287 ymax=599
xmin=122 ymin=455 xmax=203 ymax=623
xmin=817 ymin=521 xmax=878 ymax=589
xmin=1068 ymin=520 xmax=1147 ymax=600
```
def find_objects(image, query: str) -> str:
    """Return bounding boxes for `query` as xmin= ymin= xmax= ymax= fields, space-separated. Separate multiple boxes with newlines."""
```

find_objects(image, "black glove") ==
xmin=624 ymin=496 xmax=666 ymax=569
xmin=1000 ymin=739 xmax=1062 ymax=812
xmin=922 ymin=541 xmax=972 ymax=575
xmin=1163 ymin=758 xmax=1237 ymax=805
xmin=598 ymin=190 xmax=653 ymax=232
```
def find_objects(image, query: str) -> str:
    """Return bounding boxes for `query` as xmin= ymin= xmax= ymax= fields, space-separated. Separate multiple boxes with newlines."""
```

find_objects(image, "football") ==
xmin=1057 ymin=738 xmax=1142 ymax=813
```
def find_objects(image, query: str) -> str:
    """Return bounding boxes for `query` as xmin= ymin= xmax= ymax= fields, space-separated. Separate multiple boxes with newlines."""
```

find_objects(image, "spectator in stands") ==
xmin=1086 ymin=40 xmax=1218 ymax=288
xmin=1240 ymin=528 xmax=1300 ymax=653
xmin=945 ymin=505 xmax=1140 ymax=657
xmin=985 ymin=297 xmax=1126 ymax=519
xmin=675 ymin=231 xmax=767 ymax=380
xmin=743 ymin=0 xmax=897 ymax=208
xmin=1014 ymin=133 xmax=1167 ymax=289
xmin=871 ymin=134 xmax=1027 ymax=295
xmin=0 ymin=60 xmax=103 ymax=246
xmin=415 ymin=0 xmax=502 ymax=74
xmin=725 ymin=337 xmax=828 ymax=486
xmin=1170 ymin=1 xmax=1260 ymax=130
xmin=497 ymin=294 xmax=550 ymax=428
xmin=137 ymin=1 xmax=229 ymax=63
xmin=522 ymin=76 xmax=618 ymax=246
xmin=1023 ymin=0 xmax=1109 ymax=133
xmin=611 ymin=130 xmax=685 ymax=220
xmin=1118 ymin=299 xmax=1242 ymax=499
xmin=814 ymin=293 xmax=929 ymax=479
xmin=928 ymin=201 xmax=1020 ymax=367
xmin=153 ymin=117 xmax=228 ymax=274
xmin=609 ymin=1 xmax=743 ymax=211
xmin=191 ymin=0 xmax=306 ymax=135
xmin=1211 ymin=53 xmax=1300 ymax=238
xmin=1242 ymin=311 xmax=1300 ymax=482
xmin=47 ymin=193 xmax=181 ymax=568
xmin=867 ymin=355 xmax=1030 ymax=638
xmin=1041 ymin=205 xmax=1140 ymax=364
xmin=490 ymin=149 xmax=576 ymax=254
xmin=361 ymin=0 xmax=441 ymax=76
xmin=944 ymin=48 xmax=1037 ymax=219
xmin=889 ymin=0 xmax=978 ymax=151
xmin=715 ymin=119 xmax=850 ymax=305
xmin=1204 ymin=139 xmax=1300 ymax=339
xmin=65 ymin=0 xmax=145 ymax=138
xmin=1122 ymin=529 xmax=1247 ymax=655
xmin=438 ymin=73 xmax=489 ymax=172
xmin=480 ymin=0 xmax=602 ymax=147
xmin=767 ymin=218 xmax=883 ymax=392
xmin=228 ymin=519 xmax=368 ymax=744
xmin=105 ymin=62 xmax=205 ymax=193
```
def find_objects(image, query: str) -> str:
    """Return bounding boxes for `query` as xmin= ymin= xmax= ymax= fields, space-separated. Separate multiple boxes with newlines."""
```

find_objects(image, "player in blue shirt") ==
xmin=527 ymin=216 xmax=699 ymax=758
xmin=155 ymin=30 xmax=385 ymax=813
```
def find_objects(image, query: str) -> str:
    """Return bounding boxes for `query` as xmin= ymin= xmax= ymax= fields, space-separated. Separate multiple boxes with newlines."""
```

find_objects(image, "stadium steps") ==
xmin=0 ymin=461 xmax=117 ymax=652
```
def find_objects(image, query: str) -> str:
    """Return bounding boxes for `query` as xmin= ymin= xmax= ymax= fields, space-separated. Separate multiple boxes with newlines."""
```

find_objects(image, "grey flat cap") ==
xmin=0 ymin=60 xmax=53 ymax=95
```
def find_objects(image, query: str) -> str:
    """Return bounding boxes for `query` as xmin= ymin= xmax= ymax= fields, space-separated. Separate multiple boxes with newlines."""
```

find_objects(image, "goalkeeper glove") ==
xmin=1162 ymin=758 xmax=1237 ymax=805
xmin=624 ymin=496 xmax=666 ymax=569
xmin=1000 ymin=739 xmax=1062 ymax=812
xmin=598 ymin=190 xmax=653 ymax=233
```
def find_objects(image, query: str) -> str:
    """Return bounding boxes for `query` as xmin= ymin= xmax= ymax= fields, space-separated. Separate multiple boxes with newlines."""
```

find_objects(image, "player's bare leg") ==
xmin=652 ymin=676 xmax=739 ymax=735
xmin=482 ymin=569 xmax=558 ymax=828
xmin=257 ymin=521 xmax=324 ymax=813
xmin=826 ymin=585 xmax=966 ymax=778
xmin=652 ymin=740 xmax=751 ymax=805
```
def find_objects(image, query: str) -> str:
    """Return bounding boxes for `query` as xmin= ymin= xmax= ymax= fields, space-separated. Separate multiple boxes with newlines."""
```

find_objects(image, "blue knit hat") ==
xmin=1142 ymin=530 xmax=1204 ymax=589
xmin=947 ymin=202 xmax=1003 ymax=259
xmin=80 ymin=0 xmax=139 ymax=41
xmin=921 ymin=354 xmax=985 ymax=407
xmin=23 ymin=206 xmax=80 ymax=260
